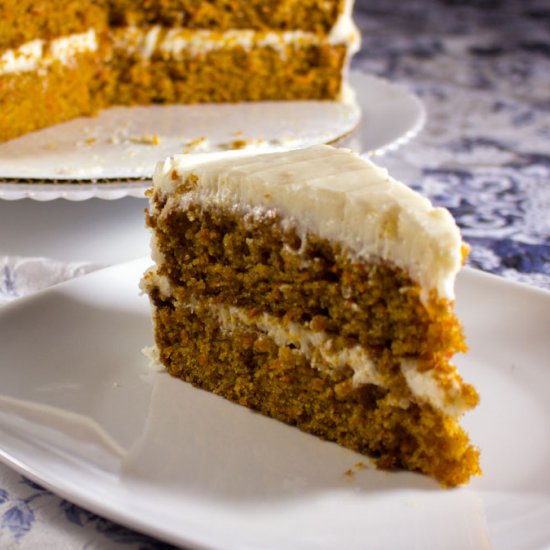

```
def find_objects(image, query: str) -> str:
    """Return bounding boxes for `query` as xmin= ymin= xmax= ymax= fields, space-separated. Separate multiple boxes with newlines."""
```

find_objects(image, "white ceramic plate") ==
xmin=0 ymin=72 xmax=425 ymax=201
xmin=3 ymin=259 xmax=547 ymax=549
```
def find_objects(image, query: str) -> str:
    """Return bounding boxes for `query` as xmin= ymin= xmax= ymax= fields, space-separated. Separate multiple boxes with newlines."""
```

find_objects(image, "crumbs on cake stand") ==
xmin=343 ymin=461 xmax=368 ymax=479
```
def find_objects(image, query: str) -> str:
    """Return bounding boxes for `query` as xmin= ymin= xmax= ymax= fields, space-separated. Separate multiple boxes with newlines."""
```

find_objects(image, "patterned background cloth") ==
xmin=357 ymin=0 xmax=550 ymax=290
xmin=1 ymin=0 xmax=549 ymax=548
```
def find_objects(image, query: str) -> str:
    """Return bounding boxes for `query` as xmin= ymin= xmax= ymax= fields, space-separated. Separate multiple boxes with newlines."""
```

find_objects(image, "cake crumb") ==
xmin=272 ymin=136 xmax=299 ymax=147
xmin=108 ymin=128 xmax=130 ymax=145
xmin=224 ymin=138 xmax=268 ymax=150
xmin=183 ymin=136 xmax=209 ymax=153
xmin=130 ymin=133 xmax=161 ymax=146
xmin=343 ymin=461 xmax=368 ymax=479
xmin=230 ymin=139 xmax=248 ymax=150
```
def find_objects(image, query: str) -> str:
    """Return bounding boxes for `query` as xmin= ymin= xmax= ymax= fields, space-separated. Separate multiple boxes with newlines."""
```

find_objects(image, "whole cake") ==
xmin=141 ymin=145 xmax=481 ymax=487
xmin=0 ymin=0 xmax=359 ymax=142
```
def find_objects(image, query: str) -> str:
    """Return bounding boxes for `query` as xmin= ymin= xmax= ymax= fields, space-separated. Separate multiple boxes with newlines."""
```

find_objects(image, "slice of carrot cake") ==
xmin=141 ymin=145 xmax=480 ymax=487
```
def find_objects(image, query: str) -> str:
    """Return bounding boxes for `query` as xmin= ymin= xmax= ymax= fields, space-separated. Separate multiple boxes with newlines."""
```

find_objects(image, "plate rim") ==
xmin=0 ymin=258 xmax=550 ymax=549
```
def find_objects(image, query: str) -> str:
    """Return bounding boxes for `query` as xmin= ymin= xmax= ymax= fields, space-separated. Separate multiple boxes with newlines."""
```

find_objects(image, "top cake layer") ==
xmin=153 ymin=145 xmax=465 ymax=304
xmin=0 ymin=0 xmax=106 ymax=50
xmin=108 ymin=0 xmax=352 ymax=34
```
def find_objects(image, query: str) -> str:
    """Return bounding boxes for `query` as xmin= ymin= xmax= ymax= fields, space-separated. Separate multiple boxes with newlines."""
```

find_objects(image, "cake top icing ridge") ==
xmin=153 ymin=145 xmax=464 ymax=303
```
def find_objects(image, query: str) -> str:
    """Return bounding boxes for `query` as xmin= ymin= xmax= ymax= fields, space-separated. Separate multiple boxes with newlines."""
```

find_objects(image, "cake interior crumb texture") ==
xmin=0 ymin=0 xmax=359 ymax=142
xmin=142 ymin=145 xmax=481 ymax=488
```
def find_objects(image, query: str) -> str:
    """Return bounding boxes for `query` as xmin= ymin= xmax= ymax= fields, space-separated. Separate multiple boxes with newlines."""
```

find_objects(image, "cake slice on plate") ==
xmin=141 ymin=145 xmax=480 ymax=487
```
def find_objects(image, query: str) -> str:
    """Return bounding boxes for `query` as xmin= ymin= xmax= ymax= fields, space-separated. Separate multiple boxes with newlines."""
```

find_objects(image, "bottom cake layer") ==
xmin=0 ymin=41 xmax=346 ymax=143
xmin=105 ymin=42 xmax=347 ymax=105
xmin=150 ymin=291 xmax=481 ymax=487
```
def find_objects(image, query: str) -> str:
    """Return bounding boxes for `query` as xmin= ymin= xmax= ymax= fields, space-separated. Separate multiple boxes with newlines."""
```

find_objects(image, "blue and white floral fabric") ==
xmin=0 ymin=0 xmax=549 ymax=547
xmin=0 ymin=257 xmax=101 ymax=305
xmin=355 ymin=0 xmax=550 ymax=290
xmin=0 ymin=476 xmax=173 ymax=550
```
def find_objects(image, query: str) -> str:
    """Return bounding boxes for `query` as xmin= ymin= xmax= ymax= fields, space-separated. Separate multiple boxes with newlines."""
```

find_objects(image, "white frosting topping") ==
xmin=0 ymin=30 xmax=98 ymax=76
xmin=330 ymin=0 xmax=361 ymax=55
xmin=152 ymin=145 xmax=464 ymax=303
xmin=217 ymin=303 xmax=384 ymax=389
xmin=114 ymin=1 xmax=359 ymax=57
xmin=401 ymin=360 xmax=470 ymax=417
xmin=114 ymin=24 xmax=359 ymax=60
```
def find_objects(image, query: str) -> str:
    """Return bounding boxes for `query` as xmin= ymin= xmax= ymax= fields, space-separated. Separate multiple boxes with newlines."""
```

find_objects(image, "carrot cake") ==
xmin=0 ymin=0 xmax=359 ymax=142
xmin=141 ymin=145 xmax=481 ymax=487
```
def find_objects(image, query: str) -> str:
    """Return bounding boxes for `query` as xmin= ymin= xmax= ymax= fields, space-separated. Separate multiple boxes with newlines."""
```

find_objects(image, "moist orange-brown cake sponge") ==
xmin=141 ymin=145 xmax=481 ymax=487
